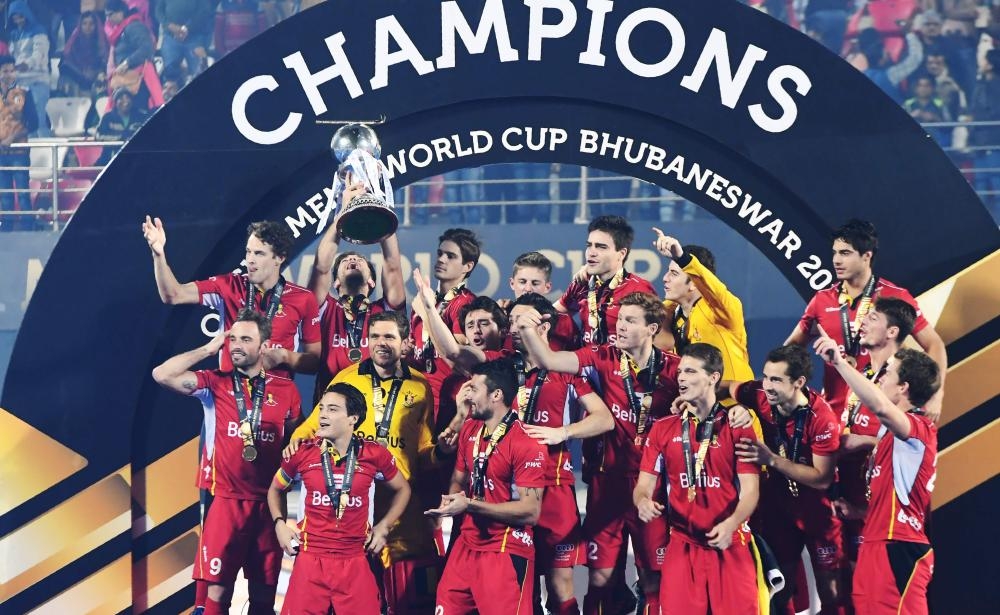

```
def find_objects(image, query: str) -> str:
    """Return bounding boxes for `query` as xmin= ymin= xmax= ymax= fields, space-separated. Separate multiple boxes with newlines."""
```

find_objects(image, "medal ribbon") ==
xmin=620 ymin=348 xmax=660 ymax=439
xmin=680 ymin=403 xmax=721 ymax=501
xmin=470 ymin=410 xmax=518 ymax=500
xmin=775 ymin=404 xmax=809 ymax=497
xmin=232 ymin=370 xmax=265 ymax=457
xmin=246 ymin=277 xmax=286 ymax=323
xmin=340 ymin=294 xmax=370 ymax=349
xmin=845 ymin=362 xmax=886 ymax=431
xmin=838 ymin=275 xmax=878 ymax=357
xmin=321 ymin=436 xmax=360 ymax=520
xmin=672 ymin=305 xmax=691 ymax=354
xmin=586 ymin=269 xmax=624 ymax=343
xmin=371 ymin=370 xmax=406 ymax=441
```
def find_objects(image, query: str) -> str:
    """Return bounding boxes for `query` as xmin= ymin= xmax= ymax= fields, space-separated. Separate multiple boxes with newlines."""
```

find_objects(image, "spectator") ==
xmin=904 ymin=75 xmax=951 ymax=146
xmin=160 ymin=66 xmax=182 ymax=103
xmin=851 ymin=27 xmax=924 ymax=103
xmin=941 ymin=0 xmax=981 ymax=38
xmin=7 ymin=1 xmax=48 ymax=137
xmin=59 ymin=11 xmax=109 ymax=97
xmin=105 ymin=0 xmax=162 ymax=112
xmin=49 ymin=0 xmax=80 ymax=49
xmin=0 ymin=53 xmax=37 ymax=231
xmin=917 ymin=8 xmax=977 ymax=96
xmin=805 ymin=0 xmax=850 ymax=54
xmin=215 ymin=0 xmax=265 ymax=58
xmin=968 ymin=48 xmax=1000 ymax=217
xmin=155 ymin=0 xmax=213 ymax=82
xmin=97 ymin=87 xmax=148 ymax=140
xmin=925 ymin=52 xmax=967 ymax=120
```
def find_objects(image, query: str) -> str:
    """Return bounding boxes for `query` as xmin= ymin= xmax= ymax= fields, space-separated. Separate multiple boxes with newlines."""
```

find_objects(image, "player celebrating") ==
xmin=309 ymin=179 xmax=406 ymax=395
xmin=152 ymin=310 xmax=302 ymax=615
xmin=555 ymin=216 xmax=657 ymax=346
xmin=426 ymin=359 xmax=547 ymax=615
xmin=505 ymin=251 xmax=579 ymax=350
xmin=268 ymin=383 xmax=410 ymax=615
xmin=518 ymin=292 xmax=679 ymax=615
xmin=814 ymin=334 xmax=940 ymax=615
xmin=635 ymin=343 xmax=761 ymax=615
xmin=730 ymin=344 xmax=845 ymax=615
xmin=784 ymin=219 xmax=946 ymax=418
xmin=653 ymin=228 xmax=753 ymax=381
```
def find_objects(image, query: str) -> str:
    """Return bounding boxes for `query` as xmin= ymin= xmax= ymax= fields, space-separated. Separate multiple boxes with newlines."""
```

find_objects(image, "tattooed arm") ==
xmin=151 ymin=332 xmax=227 ymax=394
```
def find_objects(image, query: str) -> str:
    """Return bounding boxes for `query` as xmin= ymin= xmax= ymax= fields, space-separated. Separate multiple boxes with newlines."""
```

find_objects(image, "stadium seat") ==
xmin=28 ymin=144 xmax=69 ymax=182
xmin=95 ymin=96 xmax=110 ymax=120
xmin=46 ymin=97 xmax=93 ymax=138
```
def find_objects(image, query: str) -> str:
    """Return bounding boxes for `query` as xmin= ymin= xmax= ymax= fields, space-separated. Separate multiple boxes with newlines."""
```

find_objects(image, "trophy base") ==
xmin=337 ymin=194 xmax=399 ymax=245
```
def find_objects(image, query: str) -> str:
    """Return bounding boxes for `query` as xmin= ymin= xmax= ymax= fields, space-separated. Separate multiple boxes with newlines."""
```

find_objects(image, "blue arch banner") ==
xmin=2 ymin=1 xmax=997 ymax=612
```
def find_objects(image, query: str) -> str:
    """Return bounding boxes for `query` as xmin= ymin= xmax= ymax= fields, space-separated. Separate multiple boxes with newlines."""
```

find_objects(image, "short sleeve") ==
xmin=194 ymin=273 xmax=231 ymax=310
xmin=511 ymin=434 xmax=547 ymax=488
xmin=733 ymin=423 xmax=763 ymax=474
xmin=559 ymin=280 xmax=585 ymax=315
xmin=570 ymin=373 xmax=594 ymax=398
xmin=894 ymin=288 xmax=929 ymax=335
xmin=640 ymin=420 xmax=667 ymax=475
xmin=573 ymin=346 xmax=600 ymax=370
xmin=287 ymin=385 xmax=303 ymax=423
xmin=810 ymin=414 xmax=841 ymax=457
xmin=300 ymin=292 xmax=322 ymax=344
xmin=799 ymin=294 xmax=821 ymax=334
xmin=375 ymin=446 xmax=399 ymax=482
xmin=193 ymin=370 xmax=214 ymax=394
xmin=275 ymin=446 xmax=305 ymax=488
xmin=456 ymin=422 xmax=473 ymax=474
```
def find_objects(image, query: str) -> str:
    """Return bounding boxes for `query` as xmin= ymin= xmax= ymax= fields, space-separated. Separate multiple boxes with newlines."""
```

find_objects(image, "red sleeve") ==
xmin=894 ymin=288 xmax=929 ymax=335
xmin=194 ymin=272 xmax=233 ymax=303
xmin=376 ymin=445 xmax=400 ymax=482
xmin=194 ymin=369 xmax=213 ymax=392
xmin=299 ymin=291 xmax=322 ymax=345
xmin=903 ymin=413 xmax=934 ymax=444
xmin=810 ymin=412 xmax=841 ymax=457
xmin=482 ymin=349 xmax=512 ymax=361
xmin=570 ymin=373 xmax=594 ymax=397
xmin=287 ymin=385 xmax=302 ymax=422
xmin=640 ymin=420 xmax=668 ymax=475
xmin=511 ymin=432 xmax=547 ymax=488
xmin=447 ymin=293 xmax=476 ymax=335
xmin=798 ymin=293 xmax=821 ymax=334
xmin=456 ymin=422 xmax=473 ymax=474
xmin=559 ymin=280 xmax=584 ymax=314
xmin=572 ymin=345 xmax=601 ymax=370
xmin=733 ymin=424 xmax=763 ymax=474
xmin=734 ymin=380 xmax=762 ymax=409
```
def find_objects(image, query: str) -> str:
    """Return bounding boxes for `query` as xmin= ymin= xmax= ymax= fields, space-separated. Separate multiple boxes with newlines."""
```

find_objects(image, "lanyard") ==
xmin=470 ymin=410 xmax=518 ymax=500
xmin=371 ymin=369 xmax=406 ymax=444
xmin=246 ymin=276 xmax=286 ymax=323
xmin=586 ymin=269 xmax=624 ymax=343
xmin=512 ymin=352 xmax=547 ymax=425
xmin=680 ymin=403 xmax=721 ymax=502
xmin=340 ymin=294 xmax=370 ymax=350
xmin=838 ymin=275 xmax=877 ymax=357
xmin=620 ymin=348 xmax=660 ymax=444
xmin=321 ymin=436 xmax=360 ymax=520
xmin=672 ymin=305 xmax=691 ymax=354
xmin=775 ymin=404 xmax=809 ymax=497
xmin=232 ymin=370 xmax=265 ymax=462
xmin=845 ymin=362 xmax=887 ymax=431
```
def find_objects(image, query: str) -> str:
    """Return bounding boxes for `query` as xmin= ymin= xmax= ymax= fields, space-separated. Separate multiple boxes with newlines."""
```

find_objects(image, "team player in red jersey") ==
xmin=635 ymin=343 xmax=762 ymax=615
xmin=426 ymin=359 xmax=547 ymax=615
xmin=309 ymin=179 xmax=406 ymax=396
xmin=835 ymin=298 xmax=917 ymax=577
xmin=555 ymin=216 xmax=658 ymax=346
xmin=152 ymin=310 xmax=302 ymax=615
xmin=784 ymin=219 xmax=946 ymax=419
xmin=728 ymin=344 xmax=845 ymax=615
xmin=142 ymin=217 xmax=320 ymax=612
xmin=268 ymin=383 xmax=411 ymax=615
xmin=814 ymin=334 xmax=940 ymax=615
xmin=503 ymin=251 xmax=580 ymax=351
xmin=518 ymin=292 xmax=680 ymax=615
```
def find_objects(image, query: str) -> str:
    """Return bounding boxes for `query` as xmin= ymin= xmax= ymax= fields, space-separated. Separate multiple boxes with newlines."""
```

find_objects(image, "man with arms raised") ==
xmin=785 ymin=219 xmax=946 ymax=418
xmin=152 ymin=310 xmax=302 ymax=615
xmin=289 ymin=311 xmax=448 ymax=615
xmin=426 ymin=359 xmax=547 ymax=615
xmin=814 ymin=334 xmax=939 ymax=615
xmin=518 ymin=292 xmax=678 ymax=615
xmin=635 ymin=343 xmax=761 ymax=615
xmin=269 ymin=382 xmax=410 ymax=615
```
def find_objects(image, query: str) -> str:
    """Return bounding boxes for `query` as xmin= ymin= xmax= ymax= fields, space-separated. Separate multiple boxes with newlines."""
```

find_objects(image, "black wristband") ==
xmin=674 ymin=250 xmax=693 ymax=269
xmin=273 ymin=516 xmax=285 ymax=526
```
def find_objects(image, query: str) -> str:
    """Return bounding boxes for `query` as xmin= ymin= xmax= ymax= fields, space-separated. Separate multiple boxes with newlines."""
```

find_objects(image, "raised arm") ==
xmin=308 ymin=181 xmax=368 ymax=305
xmin=142 ymin=216 xmax=200 ymax=305
xmin=912 ymin=325 xmax=947 ymax=422
xmin=413 ymin=269 xmax=484 ymax=372
xmin=380 ymin=232 xmax=405 ymax=309
xmin=517 ymin=308 xmax=581 ymax=374
xmin=151 ymin=333 xmax=226 ymax=394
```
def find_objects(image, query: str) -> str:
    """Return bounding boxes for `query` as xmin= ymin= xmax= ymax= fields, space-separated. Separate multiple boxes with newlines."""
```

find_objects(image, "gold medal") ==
xmin=239 ymin=421 xmax=252 ymax=438
xmin=687 ymin=486 xmax=696 ymax=502
xmin=634 ymin=435 xmax=643 ymax=446
xmin=348 ymin=348 xmax=362 ymax=363
xmin=377 ymin=437 xmax=389 ymax=447
xmin=242 ymin=444 xmax=258 ymax=462
xmin=337 ymin=492 xmax=350 ymax=518
xmin=516 ymin=387 xmax=529 ymax=409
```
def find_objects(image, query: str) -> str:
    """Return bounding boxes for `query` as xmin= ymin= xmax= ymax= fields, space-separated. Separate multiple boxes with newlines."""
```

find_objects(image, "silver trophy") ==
xmin=320 ymin=124 xmax=397 ymax=244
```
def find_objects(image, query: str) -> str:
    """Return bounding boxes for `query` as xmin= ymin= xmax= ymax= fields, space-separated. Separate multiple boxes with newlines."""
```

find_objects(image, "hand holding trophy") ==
xmin=318 ymin=123 xmax=398 ymax=244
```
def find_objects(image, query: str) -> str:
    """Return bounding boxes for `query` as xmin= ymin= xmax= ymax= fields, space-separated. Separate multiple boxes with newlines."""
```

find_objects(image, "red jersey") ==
xmin=316 ymin=294 xmax=402 ymax=391
xmin=559 ymin=271 xmax=657 ymax=346
xmin=408 ymin=286 xmax=477 ymax=414
xmin=573 ymin=345 xmax=680 ymax=477
xmin=455 ymin=417 xmax=547 ymax=558
xmin=502 ymin=312 xmax=581 ymax=352
xmin=863 ymin=413 xmax=937 ymax=544
xmin=277 ymin=438 xmax=398 ymax=556
xmin=734 ymin=382 xmax=840 ymax=505
xmin=838 ymin=365 xmax=885 ymax=505
xmin=797 ymin=278 xmax=928 ymax=412
xmin=511 ymin=368 xmax=594 ymax=485
xmin=195 ymin=272 xmax=321 ymax=378
xmin=641 ymin=412 xmax=760 ymax=546
xmin=193 ymin=369 xmax=302 ymax=499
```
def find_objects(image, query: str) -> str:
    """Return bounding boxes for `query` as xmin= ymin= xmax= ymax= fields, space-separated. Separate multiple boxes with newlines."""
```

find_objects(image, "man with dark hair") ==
xmin=814 ymin=336 xmax=940 ymax=615
xmin=268 ymin=383 xmax=411 ymax=615
xmin=152 ymin=310 xmax=303 ymax=615
xmin=506 ymin=251 xmax=579 ymax=350
xmin=835 ymin=297 xmax=917 ymax=570
xmin=290 ymin=309 xmax=450 ymax=615
xmin=427 ymin=358 xmax=548 ymax=615
xmin=0 ymin=53 xmax=38 ymax=231
xmin=653 ymin=228 xmax=753 ymax=382
xmin=728 ymin=344 xmax=845 ymax=615
xmin=785 ymin=219 xmax=947 ymax=419
xmin=519 ymin=291 xmax=680 ymax=615
xmin=310 ymin=179 xmax=406 ymax=395
xmin=635 ymin=342 xmax=761 ymax=614
xmin=555 ymin=216 xmax=657 ymax=346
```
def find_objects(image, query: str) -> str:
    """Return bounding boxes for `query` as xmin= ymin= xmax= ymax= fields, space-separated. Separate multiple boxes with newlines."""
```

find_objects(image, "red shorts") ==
xmin=383 ymin=556 xmax=444 ymax=615
xmin=583 ymin=473 xmax=667 ymax=570
xmin=436 ymin=538 xmax=534 ymax=615
xmin=853 ymin=541 xmax=933 ymax=615
xmin=660 ymin=533 xmax=760 ymax=615
xmin=535 ymin=483 xmax=583 ymax=570
xmin=757 ymin=496 xmax=845 ymax=573
xmin=194 ymin=497 xmax=282 ymax=585
xmin=281 ymin=551 xmax=380 ymax=614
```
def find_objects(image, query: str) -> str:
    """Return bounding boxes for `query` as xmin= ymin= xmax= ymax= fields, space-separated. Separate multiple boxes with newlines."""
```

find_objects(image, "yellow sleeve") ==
xmin=683 ymin=255 xmax=743 ymax=326
xmin=417 ymin=379 xmax=439 ymax=470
